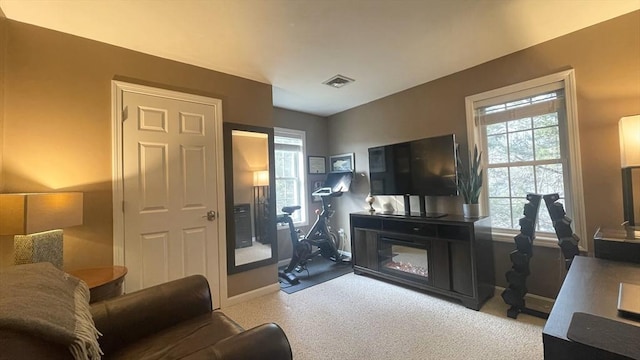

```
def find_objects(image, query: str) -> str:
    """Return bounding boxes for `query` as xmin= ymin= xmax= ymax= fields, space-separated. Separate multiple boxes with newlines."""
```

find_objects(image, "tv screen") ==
xmin=368 ymin=134 xmax=457 ymax=196
xmin=324 ymin=171 xmax=353 ymax=193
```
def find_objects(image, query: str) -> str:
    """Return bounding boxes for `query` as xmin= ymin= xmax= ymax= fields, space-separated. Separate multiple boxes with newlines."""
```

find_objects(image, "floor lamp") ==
xmin=253 ymin=170 xmax=270 ymax=244
xmin=619 ymin=115 xmax=640 ymax=228
xmin=0 ymin=192 xmax=83 ymax=269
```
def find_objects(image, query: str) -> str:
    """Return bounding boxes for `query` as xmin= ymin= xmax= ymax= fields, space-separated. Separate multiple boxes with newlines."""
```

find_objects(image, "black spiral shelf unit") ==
xmin=543 ymin=193 xmax=580 ymax=270
xmin=502 ymin=193 xmax=549 ymax=319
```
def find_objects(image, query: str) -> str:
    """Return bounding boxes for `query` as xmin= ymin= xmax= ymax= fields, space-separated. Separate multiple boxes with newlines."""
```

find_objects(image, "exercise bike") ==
xmin=278 ymin=172 xmax=353 ymax=285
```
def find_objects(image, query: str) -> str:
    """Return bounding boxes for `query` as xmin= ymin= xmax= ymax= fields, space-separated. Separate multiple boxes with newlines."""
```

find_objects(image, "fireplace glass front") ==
xmin=378 ymin=236 xmax=431 ymax=285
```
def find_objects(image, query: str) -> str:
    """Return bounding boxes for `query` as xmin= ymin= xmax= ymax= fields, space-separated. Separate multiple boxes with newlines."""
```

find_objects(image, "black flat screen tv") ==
xmin=368 ymin=134 xmax=457 ymax=197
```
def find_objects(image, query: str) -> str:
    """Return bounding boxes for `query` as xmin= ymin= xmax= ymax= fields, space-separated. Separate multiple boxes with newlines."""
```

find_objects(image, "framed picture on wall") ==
xmin=329 ymin=153 xmax=355 ymax=172
xmin=308 ymin=156 xmax=326 ymax=174
xmin=311 ymin=180 xmax=324 ymax=202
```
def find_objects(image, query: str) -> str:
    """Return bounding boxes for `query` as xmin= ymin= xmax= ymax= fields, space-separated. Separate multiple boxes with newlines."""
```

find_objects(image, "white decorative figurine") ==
xmin=365 ymin=193 xmax=375 ymax=212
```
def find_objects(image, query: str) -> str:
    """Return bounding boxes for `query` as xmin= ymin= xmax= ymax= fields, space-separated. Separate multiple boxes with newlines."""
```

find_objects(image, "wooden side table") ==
xmin=594 ymin=227 xmax=640 ymax=264
xmin=542 ymin=257 xmax=640 ymax=359
xmin=69 ymin=266 xmax=128 ymax=303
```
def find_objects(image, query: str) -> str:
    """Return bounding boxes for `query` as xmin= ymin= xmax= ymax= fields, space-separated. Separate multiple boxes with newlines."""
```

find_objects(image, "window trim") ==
xmin=274 ymin=127 xmax=308 ymax=227
xmin=465 ymin=69 xmax=587 ymax=251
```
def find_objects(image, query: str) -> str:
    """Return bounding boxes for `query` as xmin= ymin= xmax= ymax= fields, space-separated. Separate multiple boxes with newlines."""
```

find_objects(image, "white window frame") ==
xmin=465 ymin=69 xmax=587 ymax=251
xmin=274 ymin=127 xmax=308 ymax=227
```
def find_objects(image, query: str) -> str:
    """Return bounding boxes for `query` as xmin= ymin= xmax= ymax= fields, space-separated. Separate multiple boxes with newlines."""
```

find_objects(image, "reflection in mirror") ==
xmin=224 ymin=124 xmax=277 ymax=274
xmin=232 ymin=130 xmax=271 ymax=265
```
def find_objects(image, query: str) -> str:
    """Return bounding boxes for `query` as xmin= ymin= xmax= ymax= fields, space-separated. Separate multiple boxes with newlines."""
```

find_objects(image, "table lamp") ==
xmin=619 ymin=115 xmax=640 ymax=227
xmin=0 ymin=192 xmax=83 ymax=269
xmin=253 ymin=170 xmax=269 ymax=188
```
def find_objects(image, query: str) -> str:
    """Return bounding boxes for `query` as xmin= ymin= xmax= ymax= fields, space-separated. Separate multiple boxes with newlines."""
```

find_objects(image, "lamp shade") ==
xmin=253 ymin=170 xmax=269 ymax=187
xmin=619 ymin=115 xmax=640 ymax=168
xmin=0 ymin=192 xmax=83 ymax=236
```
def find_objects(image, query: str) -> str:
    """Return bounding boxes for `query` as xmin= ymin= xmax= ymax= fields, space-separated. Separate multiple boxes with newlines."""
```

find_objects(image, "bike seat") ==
xmin=281 ymin=205 xmax=301 ymax=215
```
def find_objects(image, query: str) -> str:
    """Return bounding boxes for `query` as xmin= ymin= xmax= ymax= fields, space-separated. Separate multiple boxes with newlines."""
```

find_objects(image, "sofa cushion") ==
xmin=92 ymin=274 xmax=214 ymax=354
xmin=106 ymin=311 xmax=244 ymax=360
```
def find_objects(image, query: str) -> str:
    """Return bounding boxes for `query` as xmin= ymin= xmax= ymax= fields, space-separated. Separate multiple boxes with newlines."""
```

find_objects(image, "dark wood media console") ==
xmin=350 ymin=211 xmax=494 ymax=310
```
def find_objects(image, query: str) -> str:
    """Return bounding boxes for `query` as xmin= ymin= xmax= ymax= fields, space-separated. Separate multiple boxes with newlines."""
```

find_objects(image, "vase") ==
xmin=463 ymin=203 xmax=480 ymax=218
xmin=365 ymin=193 xmax=375 ymax=212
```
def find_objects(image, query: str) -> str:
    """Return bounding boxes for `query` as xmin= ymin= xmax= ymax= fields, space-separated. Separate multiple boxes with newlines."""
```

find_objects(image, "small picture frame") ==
xmin=308 ymin=156 xmax=326 ymax=174
xmin=329 ymin=153 xmax=355 ymax=172
xmin=311 ymin=180 xmax=324 ymax=202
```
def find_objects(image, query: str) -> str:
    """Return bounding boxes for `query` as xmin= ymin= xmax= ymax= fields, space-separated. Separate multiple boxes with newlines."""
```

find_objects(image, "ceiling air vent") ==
xmin=323 ymin=74 xmax=355 ymax=88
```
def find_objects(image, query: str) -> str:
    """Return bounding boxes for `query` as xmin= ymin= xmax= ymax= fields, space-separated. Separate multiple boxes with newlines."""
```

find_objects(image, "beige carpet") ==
xmin=224 ymin=272 xmax=546 ymax=360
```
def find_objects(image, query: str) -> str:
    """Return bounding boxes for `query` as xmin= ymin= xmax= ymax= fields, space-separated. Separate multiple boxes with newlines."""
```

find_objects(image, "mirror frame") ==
xmin=223 ymin=122 xmax=277 ymax=274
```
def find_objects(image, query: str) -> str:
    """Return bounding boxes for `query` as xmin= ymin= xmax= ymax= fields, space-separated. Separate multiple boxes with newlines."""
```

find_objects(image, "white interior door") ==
xmin=119 ymin=87 xmax=223 ymax=306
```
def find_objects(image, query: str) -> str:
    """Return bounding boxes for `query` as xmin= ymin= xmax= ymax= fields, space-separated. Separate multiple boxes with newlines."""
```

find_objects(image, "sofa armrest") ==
xmin=194 ymin=323 xmax=292 ymax=360
xmin=91 ymin=274 xmax=213 ymax=354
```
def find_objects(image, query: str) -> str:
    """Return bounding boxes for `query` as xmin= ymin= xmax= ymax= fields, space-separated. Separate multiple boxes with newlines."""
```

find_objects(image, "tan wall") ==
xmin=0 ymin=20 xmax=276 ymax=294
xmin=0 ymin=17 xmax=6 ymax=192
xmin=0 ymin=17 xmax=9 ymax=262
xmin=327 ymin=11 xmax=640 ymax=298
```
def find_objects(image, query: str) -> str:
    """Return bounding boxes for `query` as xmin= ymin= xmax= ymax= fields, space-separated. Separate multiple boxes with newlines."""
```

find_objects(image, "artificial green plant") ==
xmin=456 ymin=144 xmax=483 ymax=204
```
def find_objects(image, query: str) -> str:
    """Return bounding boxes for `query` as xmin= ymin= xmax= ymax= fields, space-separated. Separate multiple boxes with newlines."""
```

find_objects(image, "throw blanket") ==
xmin=0 ymin=262 xmax=102 ymax=359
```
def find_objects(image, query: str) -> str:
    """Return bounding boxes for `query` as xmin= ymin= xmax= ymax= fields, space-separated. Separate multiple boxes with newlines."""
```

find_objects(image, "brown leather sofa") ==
xmin=0 ymin=274 xmax=292 ymax=360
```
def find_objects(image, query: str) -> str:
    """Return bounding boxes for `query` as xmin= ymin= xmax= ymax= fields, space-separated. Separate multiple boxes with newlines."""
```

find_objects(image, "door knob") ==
xmin=203 ymin=210 xmax=216 ymax=221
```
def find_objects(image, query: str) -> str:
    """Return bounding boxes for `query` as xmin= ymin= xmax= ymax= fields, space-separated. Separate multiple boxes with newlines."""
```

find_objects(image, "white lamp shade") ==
xmin=253 ymin=170 xmax=269 ymax=186
xmin=0 ymin=192 xmax=83 ymax=235
xmin=619 ymin=115 xmax=640 ymax=168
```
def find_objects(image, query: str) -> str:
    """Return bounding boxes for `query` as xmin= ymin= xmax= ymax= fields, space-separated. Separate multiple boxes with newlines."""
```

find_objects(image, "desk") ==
xmin=542 ymin=257 xmax=640 ymax=359
xmin=594 ymin=227 xmax=640 ymax=264
xmin=69 ymin=266 xmax=127 ymax=303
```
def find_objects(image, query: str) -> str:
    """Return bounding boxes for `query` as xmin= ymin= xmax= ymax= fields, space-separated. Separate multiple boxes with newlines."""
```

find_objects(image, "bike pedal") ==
xmin=278 ymin=271 xmax=299 ymax=285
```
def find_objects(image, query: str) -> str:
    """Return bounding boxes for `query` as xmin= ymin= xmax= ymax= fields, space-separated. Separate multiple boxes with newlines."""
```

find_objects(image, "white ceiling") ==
xmin=1 ymin=0 xmax=639 ymax=117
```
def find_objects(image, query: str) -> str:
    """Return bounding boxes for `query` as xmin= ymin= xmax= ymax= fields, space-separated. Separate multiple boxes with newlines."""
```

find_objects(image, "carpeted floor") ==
xmin=224 ymin=272 xmax=547 ymax=360
xmin=278 ymin=256 xmax=353 ymax=294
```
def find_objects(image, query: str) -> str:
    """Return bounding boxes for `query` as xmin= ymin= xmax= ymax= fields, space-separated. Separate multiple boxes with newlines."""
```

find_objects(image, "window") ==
xmin=274 ymin=128 xmax=307 ymax=225
xmin=465 ymin=70 xmax=586 ymax=246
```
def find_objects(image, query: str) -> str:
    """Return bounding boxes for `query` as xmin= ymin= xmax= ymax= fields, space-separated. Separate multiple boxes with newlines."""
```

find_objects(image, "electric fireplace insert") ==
xmin=378 ymin=235 xmax=432 ymax=286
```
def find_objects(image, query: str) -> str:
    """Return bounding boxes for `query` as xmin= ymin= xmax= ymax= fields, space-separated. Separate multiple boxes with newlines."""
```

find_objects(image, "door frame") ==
xmin=111 ymin=80 xmax=227 ymax=307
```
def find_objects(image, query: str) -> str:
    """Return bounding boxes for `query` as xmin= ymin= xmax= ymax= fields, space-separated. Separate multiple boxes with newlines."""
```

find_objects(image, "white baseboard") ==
xmin=495 ymin=285 xmax=555 ymax=302
xmin=493 ymin=285 xmax=556 ymax=311
xmin=221 ymin=282 xmax=281 ymax=308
